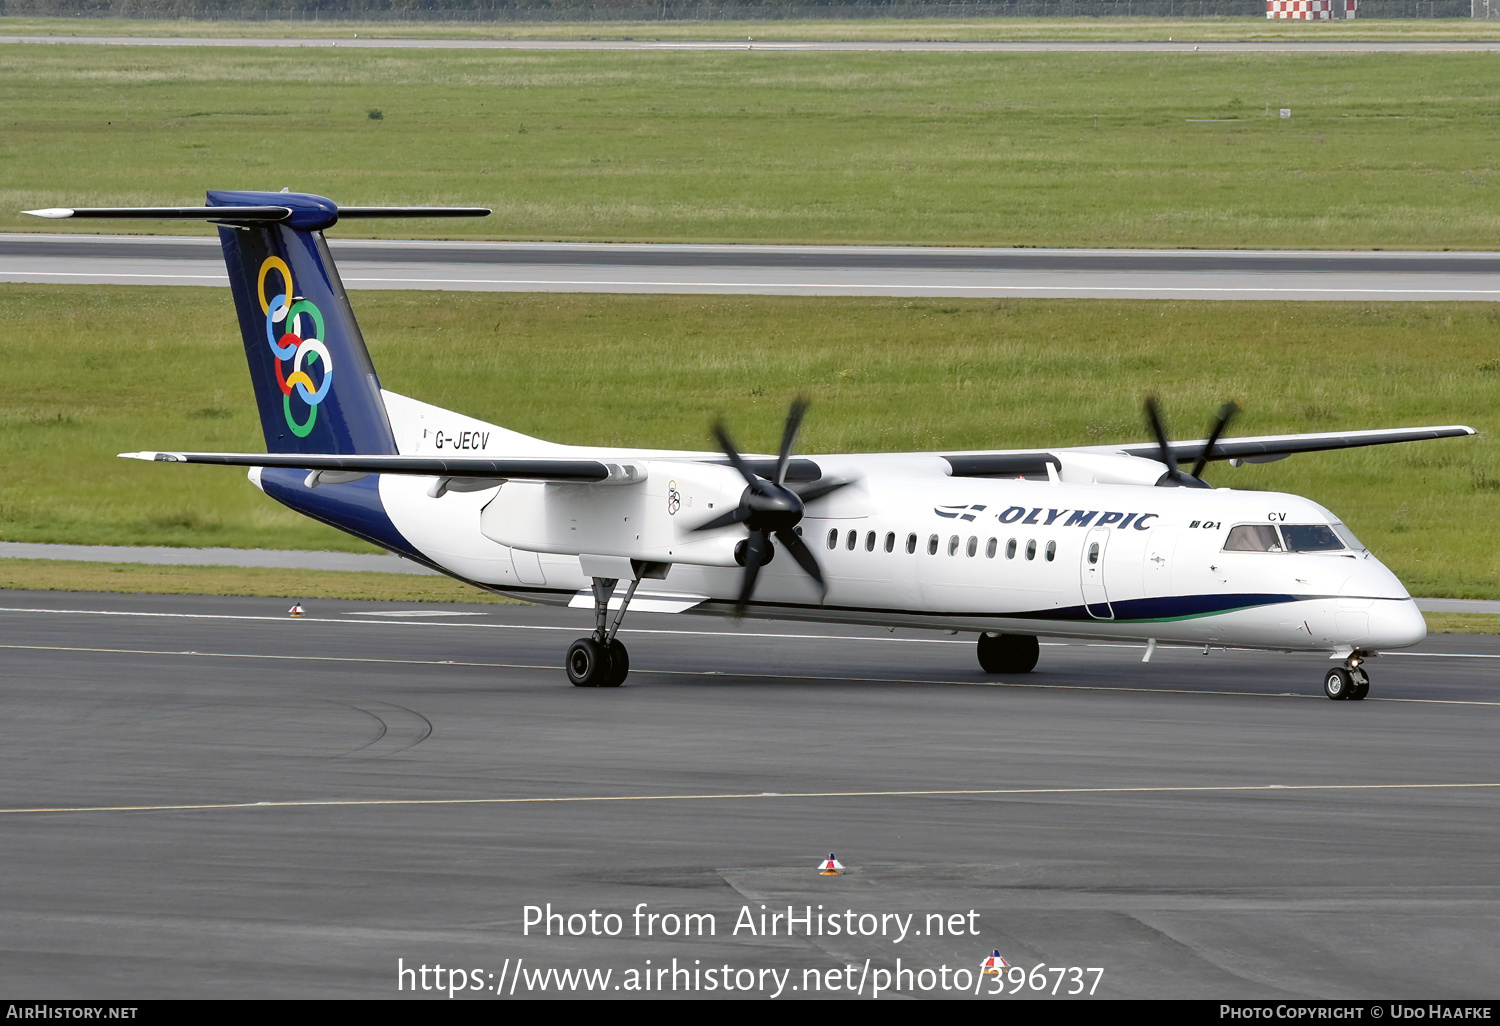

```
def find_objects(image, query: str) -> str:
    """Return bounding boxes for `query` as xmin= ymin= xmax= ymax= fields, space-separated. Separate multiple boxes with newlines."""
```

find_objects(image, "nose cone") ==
xmin=1368 ymin=597 xmax=1427 ymax=650
xmin=1337 ymin=555 xmax=1425 ymax=650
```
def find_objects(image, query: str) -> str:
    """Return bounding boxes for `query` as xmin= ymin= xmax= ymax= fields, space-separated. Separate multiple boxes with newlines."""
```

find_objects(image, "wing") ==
xmin=1110 ymin=424 xmax=1478 ymax=466
xmin=940 ymin=424 xmax=1476 ymax=478
xmin=119 ymin=450 xmax=645 ymax=485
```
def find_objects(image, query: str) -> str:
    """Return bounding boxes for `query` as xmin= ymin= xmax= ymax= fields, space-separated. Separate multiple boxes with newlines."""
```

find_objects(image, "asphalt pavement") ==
xmin=5 ymin=234 xmax=1499 ymax=300
xmin=1 ymin=590 xmax=1496 ymax=998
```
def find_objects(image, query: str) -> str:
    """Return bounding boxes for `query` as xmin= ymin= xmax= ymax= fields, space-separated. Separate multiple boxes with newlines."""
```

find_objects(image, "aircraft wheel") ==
xmin=977 ymin=633 xmax=1039 ymax=674
xmin=602 ymin=639 xmax=629 ymax=687
xmin=1323 ymin=667 xmax=1353 ymax=701
xmin=1348 ymin=668 xmax=1370 ymax=701
xmin=566 ymin=638 xmax=612 ymax=687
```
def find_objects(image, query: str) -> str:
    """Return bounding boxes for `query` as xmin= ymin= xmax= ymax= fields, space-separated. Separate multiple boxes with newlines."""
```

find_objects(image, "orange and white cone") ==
xmin=288 ymin=602 xmax=305 ymax=617
xmin=981 ymin=950 xmax=1010 ymax=975
xmin=818 ymin=853 xmax=844 ymax=875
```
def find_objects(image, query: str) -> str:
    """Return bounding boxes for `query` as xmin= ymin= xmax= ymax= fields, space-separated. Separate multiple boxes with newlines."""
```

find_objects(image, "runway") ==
xmin=6 ymin=233 xmax=1499 ymax=300
xmin=2 ymin=589 xmax=1496 ymax=998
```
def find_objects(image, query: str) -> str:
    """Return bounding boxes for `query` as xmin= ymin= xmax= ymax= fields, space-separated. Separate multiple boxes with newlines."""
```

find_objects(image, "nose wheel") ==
xmin=1324 ymin=662 xmax=1370 ymax=701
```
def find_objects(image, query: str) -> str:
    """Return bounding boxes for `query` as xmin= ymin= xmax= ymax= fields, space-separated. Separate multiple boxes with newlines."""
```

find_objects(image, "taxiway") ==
xmin=1 ymin=590 xmax=1496 ymax=998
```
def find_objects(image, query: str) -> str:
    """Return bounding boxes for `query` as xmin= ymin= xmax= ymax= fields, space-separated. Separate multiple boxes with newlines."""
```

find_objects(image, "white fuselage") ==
xmin=349 ymin=392 xmax=1427 ymax=657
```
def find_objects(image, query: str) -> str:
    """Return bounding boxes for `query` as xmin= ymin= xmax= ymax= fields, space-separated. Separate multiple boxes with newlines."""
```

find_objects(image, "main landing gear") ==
xmin=1323 ymin=654 xmax=1371 ymax=701
xmin=567 ymin=575 xmax=638 ymax=688
xmin=977 ymin=632 xmax=1039 ymax=675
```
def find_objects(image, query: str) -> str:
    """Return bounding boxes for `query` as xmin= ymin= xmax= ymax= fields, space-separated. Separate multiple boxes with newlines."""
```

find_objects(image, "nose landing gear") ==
xmin=1324 ymin=656 xmax=1370 ymax=701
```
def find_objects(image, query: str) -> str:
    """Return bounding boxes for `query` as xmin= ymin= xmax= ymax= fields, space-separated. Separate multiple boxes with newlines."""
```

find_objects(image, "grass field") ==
xmin=2 ymin=44 xmax=1499 ymax=248
xmin=0 ymin=557 xmax=516 ymax=603
xmin=0 ymin=284 xmax=1493 ymax=598
xmin=8 ymin=15 xmax=1500 ymax=42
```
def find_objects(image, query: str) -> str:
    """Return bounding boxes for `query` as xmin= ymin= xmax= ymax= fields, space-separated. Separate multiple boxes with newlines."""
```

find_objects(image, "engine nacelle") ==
xmin=1054 ymin=451 xmax=1171 ymax=487
xmin=478 ymin=459 xmax=751 ymax=567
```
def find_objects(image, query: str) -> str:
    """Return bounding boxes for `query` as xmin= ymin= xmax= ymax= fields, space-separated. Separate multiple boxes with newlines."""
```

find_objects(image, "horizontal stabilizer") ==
xmin=25 ymin=206 xmax=294 ymax=221
xmin=23 ymin=202 xmax=489 ymax=226
xmin=119 ymin=450 xmax=645 ymax=485
xmin=334 ymin=207 xmax=493 ymax=219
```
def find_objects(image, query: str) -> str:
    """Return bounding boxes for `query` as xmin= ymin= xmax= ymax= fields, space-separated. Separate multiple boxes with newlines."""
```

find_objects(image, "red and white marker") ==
xmin=818 ymin=853 xmax=844 ymax=875
xmin=981 ymin=950 xmax=1010 ymax=975
xmin=288 ymin=602 xmax=305 ymax=617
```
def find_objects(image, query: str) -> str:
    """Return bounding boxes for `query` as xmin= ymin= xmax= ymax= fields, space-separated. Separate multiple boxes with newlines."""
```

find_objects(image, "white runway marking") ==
xmin=0 ymin=604 xmax=970 ymax=644
xmin=0 ymin=604 xmax=1493 ymax=656
xmin=340 ymin=276 xmax=1500 ymax=298
xmin=3 ymin=642 xmax=1498 ymax=706
xmin=9 ymin=271 xmax=227 ymax=281
xmin=7 ymin=271 xmax=1500 ymax=301
xmin=3 ymin=780 xmax=1498 ymax=818
xmin=344 ymin=610 xmax=484 ymax=617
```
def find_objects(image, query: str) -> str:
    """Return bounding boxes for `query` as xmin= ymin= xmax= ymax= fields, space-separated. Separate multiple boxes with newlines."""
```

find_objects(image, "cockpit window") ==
xmin=1332 ymin=523 xmax=1366 ymax=552
xmin=1280 ymin=524 xmax=1344 ymax=552
xmin=1224 ymin=523 xmax=1349 ymax=553
xmin=1224 ymin=525 xmax=1282 ymax=552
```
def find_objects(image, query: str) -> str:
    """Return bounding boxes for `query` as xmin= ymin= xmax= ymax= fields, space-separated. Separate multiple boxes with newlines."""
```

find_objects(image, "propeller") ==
xmin=693 ymin=398 xmax=852 ymax=613
xmin=1144 ymin=396 xmax=1240 ymax=488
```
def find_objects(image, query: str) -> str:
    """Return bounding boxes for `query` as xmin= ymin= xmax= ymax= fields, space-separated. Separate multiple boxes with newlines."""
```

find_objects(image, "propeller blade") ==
xmin=1144 ymin=395 xmax=1175 ymax=470
xmin=776 ymin=528 xmax=826 ymax=593
xmin=791 ymin=477 xmax=852 ymax=505
xmin=1143 ymin=395 xmax=1210 ymax=487
xmin=774 ymin=398 xmax=809 ymax=486
xmin=1190 ymin=401 xmax=1240 ymax=480
xmin=736 ymin=530 xmax=772 ymax=613
xmin=712 ymin=420 xmax=759 ymax=489
xmin=691 ymin=504 xmax=752 ymax=533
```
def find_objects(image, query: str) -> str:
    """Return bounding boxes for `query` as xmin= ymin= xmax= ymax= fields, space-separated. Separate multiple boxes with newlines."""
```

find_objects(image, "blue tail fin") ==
xmin=210 ymin=190 xmax=397 ymax=455
xmin=21 ymin=190 xmax=487 ymax=456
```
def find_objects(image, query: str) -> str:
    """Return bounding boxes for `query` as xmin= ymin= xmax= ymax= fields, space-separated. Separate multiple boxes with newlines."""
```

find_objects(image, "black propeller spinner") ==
xmin=1144 ymin=396 xmax=1240 ymax=489
xmin=693 ymin=399 xmax=851 ymax=613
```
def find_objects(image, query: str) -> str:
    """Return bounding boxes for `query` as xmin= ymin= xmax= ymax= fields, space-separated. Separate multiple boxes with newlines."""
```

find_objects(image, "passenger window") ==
xmin=865 ymin=531 xmax=876 ymax=552
xmin=1088 ymin=542 xmax=1099 ymax=565
xmin=1026 ymin=539 xmax=1037 ymax=560
xmin=907 ymin=533 xmax=917 ymax=554
xmin=985 ymin=537 xmax=997 ymax=559
xmin=928 ymin=534 xmax=939 ymax=555
xmin=1224 ymin=525 xmax=1282 ymax=552
xmin=1045 ymin=540 xmax=1056 ymax=562
xmin=1006 ymin=538 xmax=1017 ymax=559
xmin=967 ymin=536 xmax=978 ymax=557
xmin=948 ymin=535 xmax=960 ymax=556
xmin=885 ymin=532 xmax=895 ymax=553
xmin=827 ymin=528 xmax=838 ymax=550
xmin=846 ymin=530 xmax=857 ymax=551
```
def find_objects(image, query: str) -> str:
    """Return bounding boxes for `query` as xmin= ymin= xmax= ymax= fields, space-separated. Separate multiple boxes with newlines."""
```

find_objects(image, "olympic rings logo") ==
xmin=257 ymin=256 xmax=332 ymax=438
